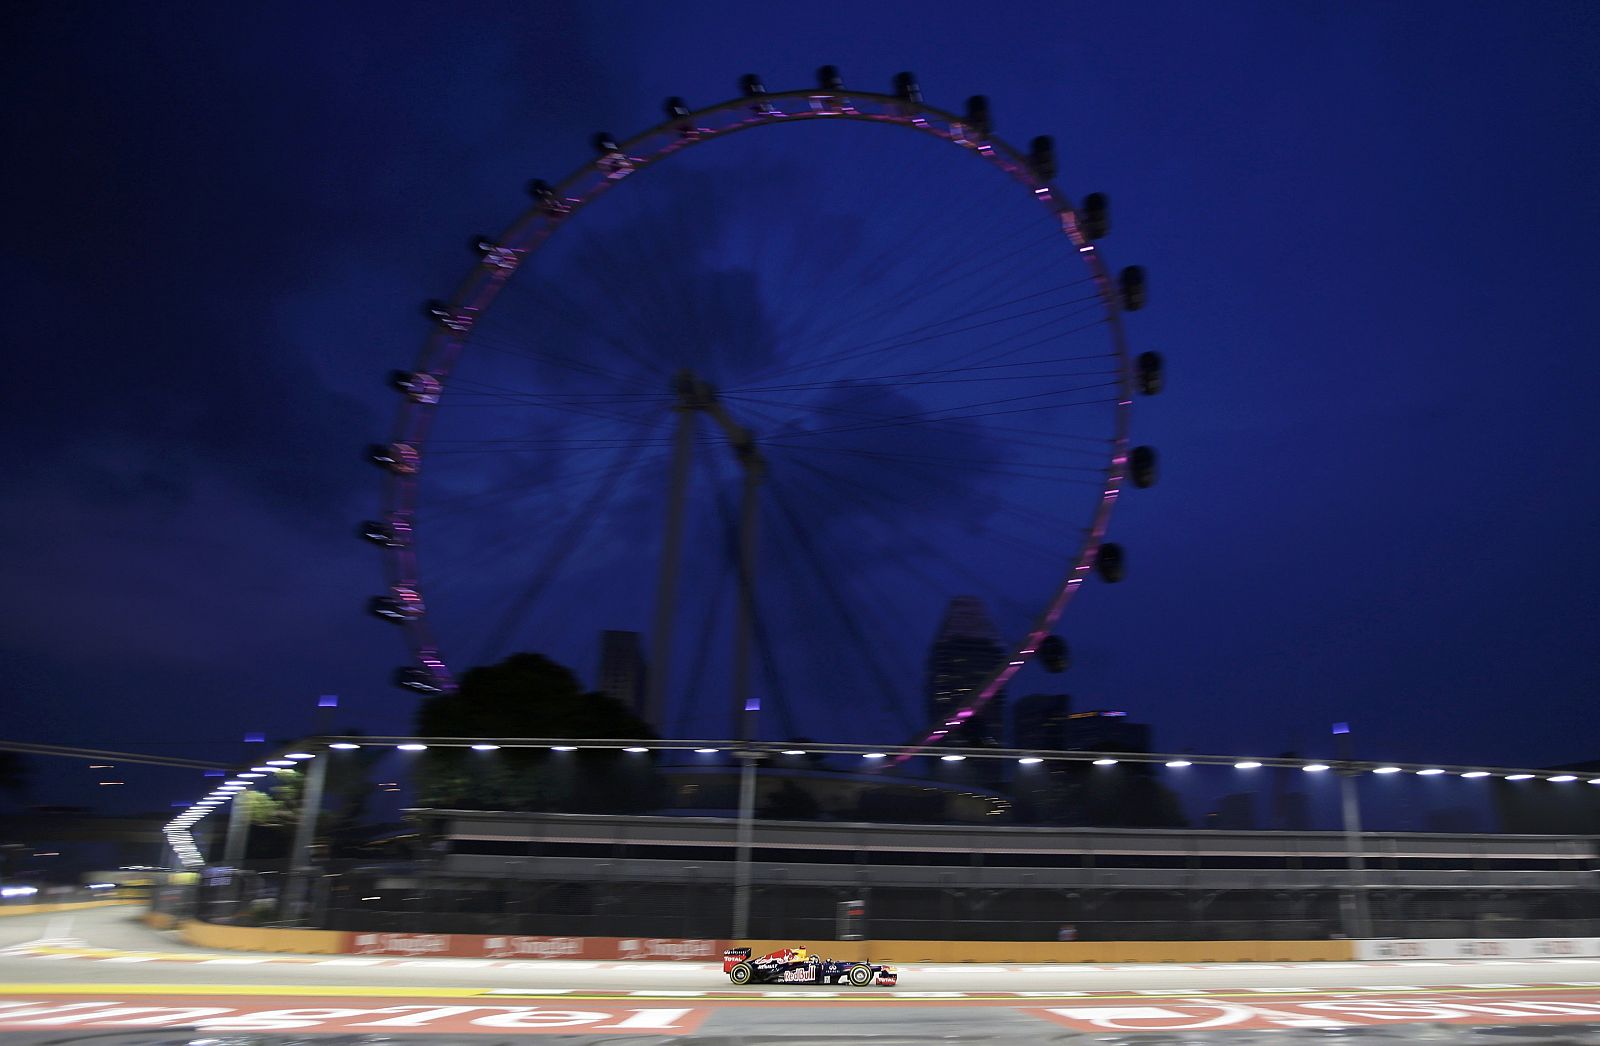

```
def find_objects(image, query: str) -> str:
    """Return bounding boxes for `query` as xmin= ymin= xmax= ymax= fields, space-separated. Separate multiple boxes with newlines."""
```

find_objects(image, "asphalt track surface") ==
xmin=4 ymin=906 xmax=1600 ymax=1042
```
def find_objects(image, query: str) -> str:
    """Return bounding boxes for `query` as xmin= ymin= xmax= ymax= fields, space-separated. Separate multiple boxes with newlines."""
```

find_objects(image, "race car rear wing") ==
xmin=722 ymin=947 xmax=752 ymax=973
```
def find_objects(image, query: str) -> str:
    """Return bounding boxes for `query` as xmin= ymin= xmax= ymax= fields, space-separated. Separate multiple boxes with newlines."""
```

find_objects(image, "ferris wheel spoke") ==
xmin=421 ymin=451 xmax=672 ymax=560
xmin=748 ymin=135 xmax=983 ymax=357
xmin=466 ymin=425 xmax=663 ymax=665
xmin=720 ymin=395 xmax=1120 ymax=473
xmin=745 ymin=280 xmax=1099 ymax=389
xmin=762 ymin=193 xmax=1041 ymax=364
xmin=764 ymin=474 xmax=923 ymax=737
xmin=800 ymin=241 xmax=1090 ymax=367
xmin=706 ymin=471 xmax=808 ymax=741
xmin=763 ymin=440 xmax=1108 ymax=480
xmin=780 ymin=451 xmax=1074 ymax=574
xmin=730 ymin=353 xmax=1116 ymax=394
xmin=465 ymin=319 xmax=667 ymax=392
xmin=763 ymin=178 xmax=1060 ymax=345
xmin=554 ymin=214 xmax=705 ymax=381
xmin=486 ymin=272 xmax=678 ymax=392
xmin=755 ymin=160 xmax=1056 ymax=371
xmin=725 ymin=390 xmax=1114 ymax=461
xmin=749 ymin=291 xmax=1107 ymax=398
xmin=760 ymin=229 xmax=1073 ymax=386
xmin=774 ymin=462 xmax=1035 ymax=662
xmin=738 ymin=382 xmax=1120 ymax=445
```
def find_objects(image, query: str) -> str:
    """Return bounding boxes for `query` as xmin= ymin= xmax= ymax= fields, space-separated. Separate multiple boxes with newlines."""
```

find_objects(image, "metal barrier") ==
xmin=303 ymin=871 xmax=1600 ymax=941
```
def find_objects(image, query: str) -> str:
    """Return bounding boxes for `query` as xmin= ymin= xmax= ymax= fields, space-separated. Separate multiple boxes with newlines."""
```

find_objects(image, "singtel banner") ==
xmin=346 ymin=932 xmax=727 ymax=960
xmin=1356 ymin=937 xmax=1600 ymax=961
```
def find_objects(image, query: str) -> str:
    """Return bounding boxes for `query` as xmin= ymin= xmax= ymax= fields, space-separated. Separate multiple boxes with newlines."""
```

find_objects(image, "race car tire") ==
xmin=729 ymin=962 xmax=754 ymax=985
xmin=848 ymin=963 xmax=872 ymax=986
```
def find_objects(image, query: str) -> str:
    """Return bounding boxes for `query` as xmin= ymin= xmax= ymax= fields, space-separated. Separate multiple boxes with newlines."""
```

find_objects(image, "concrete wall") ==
xmin=0 ymin=900 xmax=131 ymax=917
xmin=178 ymin=918 xmax=345 ymax=954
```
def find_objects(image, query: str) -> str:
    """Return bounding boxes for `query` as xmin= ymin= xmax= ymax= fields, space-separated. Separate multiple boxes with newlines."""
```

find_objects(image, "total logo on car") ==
xmin=722 ymin=946 xmax=898 ymax=986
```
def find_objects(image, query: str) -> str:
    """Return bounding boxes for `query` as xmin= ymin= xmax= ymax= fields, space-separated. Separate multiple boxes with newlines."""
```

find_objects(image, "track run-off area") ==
xmin=5 ymin=907 xmax=1600 ymax=1040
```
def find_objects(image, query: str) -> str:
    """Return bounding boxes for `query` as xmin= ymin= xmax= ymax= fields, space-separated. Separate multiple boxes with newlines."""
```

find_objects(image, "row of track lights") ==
xmin=165 ymin=740 xmax=1600 ymax=865
xmin=306 ymin=741 xmax=1600 ymax=781
xmin=163 ymin=751 xmax=318 ymax=866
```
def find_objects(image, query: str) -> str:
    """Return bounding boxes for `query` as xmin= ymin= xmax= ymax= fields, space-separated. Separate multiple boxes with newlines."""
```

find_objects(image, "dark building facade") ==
xmin=1057 ymin=709 xmax=1151 ymax=754
xmin=597 ymin=630 xmax=648 ymax=718
xmin=1013 ymin=692 xmax=1072 ymax=750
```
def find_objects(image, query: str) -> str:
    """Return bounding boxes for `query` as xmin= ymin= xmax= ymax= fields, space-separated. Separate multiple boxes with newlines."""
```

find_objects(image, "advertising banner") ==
xmin=1356 ymin=937 xmax=1600 ymax=960
xmin=345 ymin=932 xmax=728 ymax=960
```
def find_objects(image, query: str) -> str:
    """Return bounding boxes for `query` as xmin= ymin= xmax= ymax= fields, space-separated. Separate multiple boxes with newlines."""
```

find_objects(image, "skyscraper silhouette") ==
xmin=924 ymin=595 xmax=1006 ymax=747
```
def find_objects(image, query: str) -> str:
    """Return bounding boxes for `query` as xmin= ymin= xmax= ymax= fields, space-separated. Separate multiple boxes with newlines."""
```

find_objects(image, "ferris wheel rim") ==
xmin=373 ymin=78 xmax=1136 ymax=747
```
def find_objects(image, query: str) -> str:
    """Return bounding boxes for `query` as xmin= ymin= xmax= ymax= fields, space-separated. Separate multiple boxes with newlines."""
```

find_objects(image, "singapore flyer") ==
xmin=364 ymin=67 xmax=1163 ymax=753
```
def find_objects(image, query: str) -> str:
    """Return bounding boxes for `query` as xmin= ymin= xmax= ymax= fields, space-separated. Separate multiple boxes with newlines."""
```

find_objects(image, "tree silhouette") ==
xmin=0 ymin=752 xmax=26 ymax=796
xmin=413 ymin=652 xmax=659 ymax=813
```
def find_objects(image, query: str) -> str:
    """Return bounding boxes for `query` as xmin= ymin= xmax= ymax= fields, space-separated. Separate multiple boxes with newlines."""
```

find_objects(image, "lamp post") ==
xmin=281 ymin=752 xmax=328 ymax=926
xmin=731 ymin=745 xmax=760 ymax=940
xmin=1333 ymin=723 xmax=1373 ymax=940
xmin=223 ymin=785 xmax=252 ymax=865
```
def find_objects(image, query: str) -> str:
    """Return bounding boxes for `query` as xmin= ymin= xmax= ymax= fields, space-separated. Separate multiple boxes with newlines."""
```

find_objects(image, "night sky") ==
xmin=4 ymin=2 xmax=1598 ymax=820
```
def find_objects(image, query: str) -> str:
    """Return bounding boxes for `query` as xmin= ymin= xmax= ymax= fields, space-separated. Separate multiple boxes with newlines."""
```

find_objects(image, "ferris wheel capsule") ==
xmin=1028 ymin=136 xmax=1057 ymax=183
xmin=370 ymin=586 xmax=425 ymax=624
xmin=1136 ymin=351 xmax=1164 ymax=395
xmin=1095 ymin=542 xmax=1126 ymax=583
xmin=367 ymin=442 xmax=419 ymax=475
xmin=1038 ymin=634 xmax=1070 ymax=672
xmin=423 ymin=299 xmax=474 ymax=334
xmin=816 ymin=64 xmax=845 ymax=91
xmin=893 ymin=71 xmax=922 ymax=103
xmin=393 ymin=666 xmax=446 ymax=694
xmin=592 ymin=132 xmax=634 ymax=176
xmin=1080 ymin=193 xmax=1110 ymax=240
xmin=369 ymin=596 xmax=407 ymax=623
xmin=389 ymin=370 xmax=441 ymax=405
xmin=526 ymin=179 xmax=570 ymax=218
xmin=1119 ymin=266 xmax=1147 ymax=311
xmin=664 ymin=96 xmax=697 ymax=137
xmin=739 ymin=73 xmax=779 ymax=116
xmin=964 ymin=95 xmax=992 ymax=137
xmin=1129 ymin=445 xmax=1158 ymax=488
xmin=357 ymin=518 xmax=411 ymax=549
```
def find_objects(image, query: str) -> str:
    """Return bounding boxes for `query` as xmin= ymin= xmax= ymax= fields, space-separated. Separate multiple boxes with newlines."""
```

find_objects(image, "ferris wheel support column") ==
xmin=701 ymin=394 xmax=765 ymax=743
xmin=647 ymin=379 xmax=700 ymax=732
xmin=1336 ymin=728 xmax=1374 ymax=940
xmin=731 ymin=445 xmax=764 ymax=742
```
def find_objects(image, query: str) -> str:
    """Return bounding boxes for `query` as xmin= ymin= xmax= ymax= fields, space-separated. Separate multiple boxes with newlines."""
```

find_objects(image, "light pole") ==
xmin=222 ymin=784 xmax=252 ymax=865
xmin=1333 ymin=722 xmax=1373 ymax=940
xmin=281 ymin=753 xmax=328 ymax=926
xmin=731 ymin=750 xmax=759 ymax=939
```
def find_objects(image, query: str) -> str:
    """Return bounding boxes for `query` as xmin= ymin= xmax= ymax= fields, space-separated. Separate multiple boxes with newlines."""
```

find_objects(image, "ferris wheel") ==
xmin=362 ymin=67 xmax=1164 ymax=755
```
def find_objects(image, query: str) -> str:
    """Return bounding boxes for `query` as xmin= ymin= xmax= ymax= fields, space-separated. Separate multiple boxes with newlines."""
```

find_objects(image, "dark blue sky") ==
xmin=4 ymin=2 xmax=1598 ymax=817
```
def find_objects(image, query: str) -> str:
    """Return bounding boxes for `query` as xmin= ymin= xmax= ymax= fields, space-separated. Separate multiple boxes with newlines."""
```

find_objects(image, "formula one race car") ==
xmin=723 ymin=946 xmax=898 ymax=986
